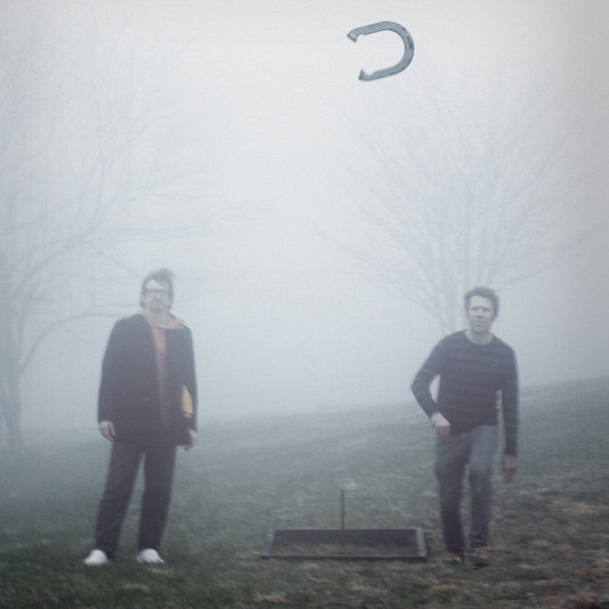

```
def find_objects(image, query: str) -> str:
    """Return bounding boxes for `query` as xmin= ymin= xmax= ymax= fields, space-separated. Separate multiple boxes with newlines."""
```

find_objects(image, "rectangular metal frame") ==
xmin=261 ymin=527 xmax=428 ymax=561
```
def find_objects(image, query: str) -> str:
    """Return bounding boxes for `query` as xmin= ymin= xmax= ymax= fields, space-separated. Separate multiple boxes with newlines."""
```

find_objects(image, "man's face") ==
xmin=142 ymin=279 xmax=172 ymax=315
xmin=467 ymin=295 xmax=495 ymax=334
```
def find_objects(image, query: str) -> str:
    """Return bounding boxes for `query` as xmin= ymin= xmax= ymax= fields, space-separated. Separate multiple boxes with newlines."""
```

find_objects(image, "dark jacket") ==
xmin=98 ymin=314 xmax=197 ymax=446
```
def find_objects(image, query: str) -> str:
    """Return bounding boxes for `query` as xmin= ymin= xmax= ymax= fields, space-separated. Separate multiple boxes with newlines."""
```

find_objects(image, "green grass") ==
xmin=1 ymin=378 xmax=609 ymax=608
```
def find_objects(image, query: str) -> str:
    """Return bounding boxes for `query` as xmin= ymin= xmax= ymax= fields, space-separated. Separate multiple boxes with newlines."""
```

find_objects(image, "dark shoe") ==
xmin=470 ymin=546 xmax=490 ymax=569
xmin=441 ymin=552 xmax=465 ymax=567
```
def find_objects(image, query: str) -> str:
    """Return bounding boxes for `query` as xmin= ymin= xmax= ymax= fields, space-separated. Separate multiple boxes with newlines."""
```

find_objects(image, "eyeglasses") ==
xmin=145 ymin=288 xmax=170 ymax=297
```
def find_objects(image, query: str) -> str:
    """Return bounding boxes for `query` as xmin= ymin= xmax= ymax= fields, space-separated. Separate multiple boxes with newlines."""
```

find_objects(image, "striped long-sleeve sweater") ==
xmin=411 ymin=330 xmax=519 ymax=456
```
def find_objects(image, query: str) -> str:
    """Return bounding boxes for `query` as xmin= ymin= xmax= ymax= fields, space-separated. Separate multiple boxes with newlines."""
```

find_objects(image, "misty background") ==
xmin=2 ymin=0 xmax=608 ymax=440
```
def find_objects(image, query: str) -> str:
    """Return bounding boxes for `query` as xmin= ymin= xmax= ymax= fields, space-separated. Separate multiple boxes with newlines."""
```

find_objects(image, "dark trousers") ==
xmin=434 ymin=425 xmax=498 ymax=555
xmin=94 ymin=438 xmax=177 ymax=558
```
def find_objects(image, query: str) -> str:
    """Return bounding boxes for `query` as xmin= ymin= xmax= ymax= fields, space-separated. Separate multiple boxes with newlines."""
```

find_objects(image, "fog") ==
xmin=3 ymin=0 xmax=607 ymax=434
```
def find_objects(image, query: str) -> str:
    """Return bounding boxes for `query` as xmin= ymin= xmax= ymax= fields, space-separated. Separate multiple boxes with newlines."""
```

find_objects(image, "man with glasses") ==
xmin=84 ymin=269 xmax=198 ymax=566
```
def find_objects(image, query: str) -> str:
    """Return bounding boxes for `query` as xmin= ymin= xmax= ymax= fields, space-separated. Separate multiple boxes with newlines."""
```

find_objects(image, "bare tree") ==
xmin=0 ymin=5 xmax=209 ymax=447
xmin=342 ymin=67 xmax=603 ymax=334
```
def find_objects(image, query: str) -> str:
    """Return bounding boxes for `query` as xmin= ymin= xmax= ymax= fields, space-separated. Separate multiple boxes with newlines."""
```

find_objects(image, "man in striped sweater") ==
xmin=411 ymin=287 xmax=518 ymax=569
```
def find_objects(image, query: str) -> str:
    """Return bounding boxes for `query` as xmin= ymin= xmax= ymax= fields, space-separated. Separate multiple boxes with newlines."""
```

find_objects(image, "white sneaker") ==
xmin=83 ymin=549 xmax=109 ymax=566
xmin=136 ymin=548 xmax=165 ymax=564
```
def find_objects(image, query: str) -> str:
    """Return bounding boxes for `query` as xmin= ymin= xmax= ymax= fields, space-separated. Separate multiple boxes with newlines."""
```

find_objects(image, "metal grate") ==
xmin=261 ymin=526 xmax=428 ymax=561
xmin=261 ymin=490 xmax=428 ymax=561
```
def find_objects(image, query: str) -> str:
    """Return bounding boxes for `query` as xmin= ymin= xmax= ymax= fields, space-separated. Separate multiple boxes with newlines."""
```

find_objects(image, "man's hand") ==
xmin=430 ymin=413 xmax=451 ymax=438
xmin=98 ymin=420 xmax=115 ymax=441
xmin=502 ymin=454 xmax=518 ymax=483
xmin=183 ymin=429 xmax=197 ymax=450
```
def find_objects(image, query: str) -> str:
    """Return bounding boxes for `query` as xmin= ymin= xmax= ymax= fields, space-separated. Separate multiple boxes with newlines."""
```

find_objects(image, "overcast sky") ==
xmin=9 ymin=0 xmax=608 ymax=428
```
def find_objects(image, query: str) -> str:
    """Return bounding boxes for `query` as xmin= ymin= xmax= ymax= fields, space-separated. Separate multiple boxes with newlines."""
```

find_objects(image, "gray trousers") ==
xmin=434 ymin=425 xmax=498 ymax=554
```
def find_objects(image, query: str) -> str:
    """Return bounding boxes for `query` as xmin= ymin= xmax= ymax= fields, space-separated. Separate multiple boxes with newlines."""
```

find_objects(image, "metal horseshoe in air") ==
xmin=347 ymin=21 xmax=415 ymax=81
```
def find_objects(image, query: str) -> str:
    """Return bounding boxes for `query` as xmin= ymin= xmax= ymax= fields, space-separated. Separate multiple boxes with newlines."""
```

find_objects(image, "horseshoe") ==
xmin=347 ymin=21 xmax=415 ymax=81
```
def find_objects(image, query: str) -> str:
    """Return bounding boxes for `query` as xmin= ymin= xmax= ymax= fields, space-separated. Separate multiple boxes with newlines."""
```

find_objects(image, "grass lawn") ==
xmin=1 ymin=377 xmax=608 ymax=608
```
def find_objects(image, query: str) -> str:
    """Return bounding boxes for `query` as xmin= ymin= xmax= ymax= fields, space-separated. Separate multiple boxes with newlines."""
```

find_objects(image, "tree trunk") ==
xmin=1 ymin=365 xmax=24 ymax=449
xmin=2 ymin=402 xmax=24 ymax=449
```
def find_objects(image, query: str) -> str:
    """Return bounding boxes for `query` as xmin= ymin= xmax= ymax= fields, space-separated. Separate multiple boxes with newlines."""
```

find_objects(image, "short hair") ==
xmin=464 ymin=286 xmax=499 ymax=317
xmin=140 ymin=268 xmax=175 ymax=306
